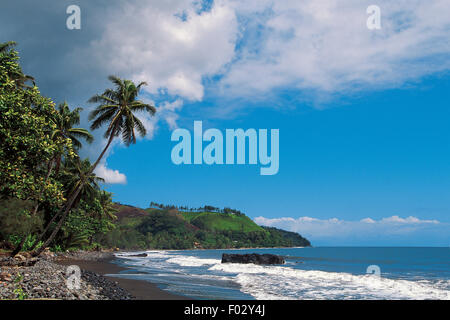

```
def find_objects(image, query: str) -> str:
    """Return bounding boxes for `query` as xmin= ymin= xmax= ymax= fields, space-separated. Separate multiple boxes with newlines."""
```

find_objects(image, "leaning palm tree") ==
xmin=32 ymin=157 xmax=104 ymax=254
xmin=11 ymin=104 xmax=92 ymax=256
xmin=32 ymin=76 xmax=156 ymax=256
xmin=30 ymin=103 xmax=93 ymax=216
xmin=87 ymin=75 xmax=156 ymax=171
xmin=63 ymin=157 xmax=105 ymax=205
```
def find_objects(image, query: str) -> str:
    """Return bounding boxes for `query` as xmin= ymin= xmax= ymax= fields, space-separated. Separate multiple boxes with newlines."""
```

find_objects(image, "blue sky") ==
xmin=1 ymin=0 xmax=449 ymax=245
xmin=104 ymin=75 xmax=450 ymax=246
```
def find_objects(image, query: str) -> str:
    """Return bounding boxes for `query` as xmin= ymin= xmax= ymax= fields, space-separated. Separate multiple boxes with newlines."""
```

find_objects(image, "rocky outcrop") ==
xmin=128 ymin=253 xmax=147 ymax=257
xmin=221 ymin=253 xmax=285 ymax=265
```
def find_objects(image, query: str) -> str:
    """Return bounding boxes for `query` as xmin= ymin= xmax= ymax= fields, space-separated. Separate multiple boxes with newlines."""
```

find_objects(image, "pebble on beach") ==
xmin=0 ymin=251 xmax=134 ymax=300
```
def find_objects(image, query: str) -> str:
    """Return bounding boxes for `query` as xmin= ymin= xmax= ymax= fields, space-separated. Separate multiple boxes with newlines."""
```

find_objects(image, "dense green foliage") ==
xmin=0 ymin=44 xmax=71 ymax=207
xmin=0 ymin=41 xmax=310 ymax=254
xmin=0 ymin=199 xmax=43 ymax=247
xmin=98 ymin=206 xmax=311 ymax=250
xmin=182 ymin=211 xmax=264 ymax=232
xmin=0 ymin=42 xmax=117 ymax=253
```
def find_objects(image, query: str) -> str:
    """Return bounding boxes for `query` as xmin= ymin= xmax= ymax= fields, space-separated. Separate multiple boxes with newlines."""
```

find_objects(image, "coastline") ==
xmin=1 ymin=247 xmax=303 ymax=300
xmin=0 ymin=250 xmax=190 ymax=300
xmin=56 ymin=253 xmax=189 ymax=300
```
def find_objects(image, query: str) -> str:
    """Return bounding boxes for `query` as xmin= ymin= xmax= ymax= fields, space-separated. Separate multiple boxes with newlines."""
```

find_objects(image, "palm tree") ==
xmin=11 ymin=104 xmax=93 ymax=256
xmin=87 ymin=75 xmax=156 ymax=171
xmin=32 ymin=157 xmax=104 ymax=254
xmin=32 ymin=76 xmax=156 ymax=256
xmin=97 ymin=190 xmax=118 ymax=220
xmin=63 ymin=158 xmax=105 ymax=205
xmin=30 ymin=103 xmax=93 ymax=216
xmin=51 ymin=102 xmax=94 ymax=173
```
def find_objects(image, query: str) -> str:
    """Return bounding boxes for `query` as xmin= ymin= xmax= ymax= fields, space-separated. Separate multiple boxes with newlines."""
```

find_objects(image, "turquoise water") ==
xmin=111 ymin=247 xmax=450 ymax=300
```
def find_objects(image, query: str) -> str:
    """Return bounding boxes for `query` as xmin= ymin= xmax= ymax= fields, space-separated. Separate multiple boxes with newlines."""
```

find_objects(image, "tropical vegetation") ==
xmin=98 ymin=204 xmax=311 ymax=250
xmin=0 ymin=41 xmax=155 ymax=256
xmin=0 ymin=41 xmax=310 ymax=256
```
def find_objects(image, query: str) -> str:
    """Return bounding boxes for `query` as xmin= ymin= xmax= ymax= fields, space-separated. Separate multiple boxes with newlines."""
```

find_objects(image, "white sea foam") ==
xmin=115 ymin=250 xmax=171 ymax=259
xmin=117 ymin=251 xmax=450 ymax=300
xmin=209 ymin=263 xmax=450 ymax=300
xmin=167 ymin=256 xmax=221 ymax=267
xmin=143 ymin=251 xmax=173 ymax=259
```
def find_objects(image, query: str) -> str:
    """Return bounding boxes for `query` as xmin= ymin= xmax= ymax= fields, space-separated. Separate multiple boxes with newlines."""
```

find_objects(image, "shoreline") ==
xmin=1 ymin=247 xmax=303 ymax=300
xmin=56 ymin=253 xmax=189 ymax=300
xmin=117 ymin=246 xmax=309 ymax=253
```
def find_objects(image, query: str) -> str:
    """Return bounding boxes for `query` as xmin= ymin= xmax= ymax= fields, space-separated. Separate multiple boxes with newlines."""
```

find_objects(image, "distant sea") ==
xmin=110 ymin=247 xmax=450 ymax=300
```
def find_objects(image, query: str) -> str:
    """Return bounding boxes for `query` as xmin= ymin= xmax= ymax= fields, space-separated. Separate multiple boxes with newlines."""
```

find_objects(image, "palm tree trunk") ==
xmin=32 ymin=186 xmax=82 ymax=257
xmin=28 ymin=184 xmax=80 ymax=252
xmin=32 ymin=129 xmax=117 ymax=257
xmin=89 ymin=128 xmax=116 ymax=174
xmin=10 ymin=235 xmax=27 ymax=257
xmin=28 ymin=206 xmax=60 ymax=251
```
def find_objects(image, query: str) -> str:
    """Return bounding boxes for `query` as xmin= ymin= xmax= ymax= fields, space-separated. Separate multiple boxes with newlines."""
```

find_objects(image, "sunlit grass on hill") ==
xmin=96 ymin=204 xmax=310 ymax=250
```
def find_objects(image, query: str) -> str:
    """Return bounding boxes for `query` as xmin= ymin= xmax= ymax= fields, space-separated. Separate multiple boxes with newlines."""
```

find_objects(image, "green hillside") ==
xmin=97 ymin=204 xmax=311 ymax=250
xmin=182 ymin=211 xmax=265 ymax=232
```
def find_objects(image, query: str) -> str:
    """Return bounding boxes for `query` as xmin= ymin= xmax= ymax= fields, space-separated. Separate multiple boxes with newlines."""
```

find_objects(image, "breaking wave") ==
xmin=114 ymin=249 xmax=450 ymax=300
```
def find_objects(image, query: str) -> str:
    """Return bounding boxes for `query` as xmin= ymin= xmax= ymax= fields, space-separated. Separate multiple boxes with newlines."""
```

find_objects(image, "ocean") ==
xmin=110 ymin=247 xmax=450 ymax=300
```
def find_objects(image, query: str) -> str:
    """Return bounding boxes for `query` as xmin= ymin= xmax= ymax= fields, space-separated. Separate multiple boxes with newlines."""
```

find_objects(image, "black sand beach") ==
xmin=56 ymin=255 xmax=189 ymax=300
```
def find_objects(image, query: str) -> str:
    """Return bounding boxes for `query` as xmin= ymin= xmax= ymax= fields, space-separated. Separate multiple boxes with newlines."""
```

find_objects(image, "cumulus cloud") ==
xmin=126 ymin=98 xmax=184 ymax=145
xmin=89 ymin=0 xmax=238 ymax=101
xmin=94 ymin=163 xmax=127 ymax=185
xmin=4 ymin=0 xmax=450 ymax=109
xmin=380 ymin=215 xmax=439 ymax=224
xmin=78 ymin=0 xmax=450 ymax=115
xmin=4 ymin=0 xmax=450 ymax=120
xmin=4 ymin=0 xmax=450 ymax=170
xmin=157 ymin=99 xmax=184 ymax=130
xmin=254 ymin=215 xmax=448 ymax=245
xmin=222 ymin=0 xmax=450 ymax=98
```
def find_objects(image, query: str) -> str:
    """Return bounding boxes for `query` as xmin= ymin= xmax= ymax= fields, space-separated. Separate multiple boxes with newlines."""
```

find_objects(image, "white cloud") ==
xmin=380 ymin=215 xmax=439 ymax=224
xmin=133 ymin=98 xmax=184 ymax=140
xmin=75 ymin=0 xmax=450 ymax=167
xmin=360 ymin=217 xmax=376 ymax=224
xmin=222 ymin=0 xmax=450 ymax=98
xmin=94 ymin=163 xmax=127 ymax=185
xmin=84 ymin=0 xmax=450 ymax=115
xmin=158 ymin=99 xmax=184 ymax=130
xmin=254 ymin=215 xmax=448 ymax=245
xmin=90 ymin=0 xmax=238 ymax=102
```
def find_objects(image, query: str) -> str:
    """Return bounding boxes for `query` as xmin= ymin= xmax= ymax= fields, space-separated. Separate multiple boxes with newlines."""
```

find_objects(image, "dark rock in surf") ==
xmin=128 ymin=253 xmax=147 ymax=257
xmin=221 ymin=253 xmax=285 ymax=265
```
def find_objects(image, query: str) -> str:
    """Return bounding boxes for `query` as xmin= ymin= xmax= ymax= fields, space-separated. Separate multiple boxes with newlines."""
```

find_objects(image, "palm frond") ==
xmin=108 ymin=75 xmax=125 ymax=93
xmin=90 ymin=109 xmax=117 ymax=131
xmin=133 ymin=115 xmax=147 ymax=137
xmin=69 ymin=128 xmax=94 ymax=144
xmin=88 ymin=76 xmax=156 ymax=151
xmin=70 ymin=136 xmax=83 ymax=149
xmin=88 ymin=104 xmax=118 ymax=121
xmin=129 ymin=101 xmax=156 ymax=115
